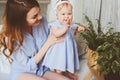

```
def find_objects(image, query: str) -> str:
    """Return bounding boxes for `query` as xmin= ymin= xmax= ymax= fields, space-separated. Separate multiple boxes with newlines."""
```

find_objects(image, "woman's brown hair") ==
xmin=0 ymin=0 xmax=39 ymax=62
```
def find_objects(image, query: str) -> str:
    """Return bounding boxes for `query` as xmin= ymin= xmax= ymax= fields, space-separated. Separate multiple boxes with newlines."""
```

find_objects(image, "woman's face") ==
xmin=26 ymin=7 xmax=42 ymax=27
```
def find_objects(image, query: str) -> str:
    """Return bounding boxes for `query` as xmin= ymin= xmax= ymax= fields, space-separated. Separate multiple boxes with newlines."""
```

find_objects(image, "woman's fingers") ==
xmin=47 ymin=32 xmax=64 ymax=46
xmin=55 ymin=37 xmax=64 ymax=43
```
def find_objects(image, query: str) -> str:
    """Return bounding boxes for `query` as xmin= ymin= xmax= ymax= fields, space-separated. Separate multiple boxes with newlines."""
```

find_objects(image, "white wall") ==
xmin=47 ymin=0 xmax=101 ymax=23
xmin=47 ymin=0 xmax=78 ymax=22
xmin=47 ymin=0 xmax=120 ymax=32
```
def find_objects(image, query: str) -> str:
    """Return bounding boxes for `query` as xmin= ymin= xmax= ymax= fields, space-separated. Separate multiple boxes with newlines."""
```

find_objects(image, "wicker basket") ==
xmin=84 ymin=48 xmax=104 ymax=80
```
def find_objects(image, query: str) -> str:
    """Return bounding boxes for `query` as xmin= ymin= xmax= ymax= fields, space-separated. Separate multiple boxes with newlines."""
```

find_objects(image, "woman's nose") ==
xmin=38 ymin=15 xmax=42 ymax=20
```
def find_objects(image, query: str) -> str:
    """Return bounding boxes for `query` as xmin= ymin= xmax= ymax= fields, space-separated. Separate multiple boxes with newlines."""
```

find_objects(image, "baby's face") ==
xmin=56 ymin=6 xmax=73 ymax=25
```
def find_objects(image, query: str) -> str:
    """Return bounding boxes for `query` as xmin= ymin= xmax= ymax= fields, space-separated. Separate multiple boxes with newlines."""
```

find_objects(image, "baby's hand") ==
xmin=77 ymin=25 xmax=85 ymax=31
xmin=64 ymin=19 xmax=72 ymax=28
xmin=74 ymin=24 xmax=86 ymax=35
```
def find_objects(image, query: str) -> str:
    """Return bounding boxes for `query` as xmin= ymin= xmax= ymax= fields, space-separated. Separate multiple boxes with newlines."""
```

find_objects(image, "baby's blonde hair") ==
xmin=56 ymin=2 xmax=73 ymax=12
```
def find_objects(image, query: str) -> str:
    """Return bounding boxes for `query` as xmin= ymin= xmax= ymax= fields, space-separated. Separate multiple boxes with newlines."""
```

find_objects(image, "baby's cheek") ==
xmin=69 ymin=19 xmax=73 ymax=24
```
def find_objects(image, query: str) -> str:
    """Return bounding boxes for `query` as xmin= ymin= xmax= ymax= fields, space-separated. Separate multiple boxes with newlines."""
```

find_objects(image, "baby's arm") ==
xmin=51 ymin=25 xmax=70 ymax=38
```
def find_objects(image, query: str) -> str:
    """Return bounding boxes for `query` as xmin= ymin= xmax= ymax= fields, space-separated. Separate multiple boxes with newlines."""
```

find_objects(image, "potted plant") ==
xmin=79 ymin=16 xmax=120 ymax=80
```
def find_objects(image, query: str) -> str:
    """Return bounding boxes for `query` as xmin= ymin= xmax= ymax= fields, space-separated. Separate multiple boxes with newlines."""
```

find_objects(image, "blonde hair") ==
xmin=56 ymin=2 xmax=73 ymax=12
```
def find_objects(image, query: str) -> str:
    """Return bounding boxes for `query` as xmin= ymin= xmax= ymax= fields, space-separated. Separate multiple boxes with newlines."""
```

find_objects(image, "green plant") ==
xmin=96 ymin=32 xmax=120 ymax=75
xmin=79 ymin=15 xmax=120 ymax=76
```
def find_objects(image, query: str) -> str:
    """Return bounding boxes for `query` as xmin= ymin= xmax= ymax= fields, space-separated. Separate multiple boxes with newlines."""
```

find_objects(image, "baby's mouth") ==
xmin=64 ymin=19 xmax=69 ymax=23
xmin=64 ymin=19 xmax=71 ymax=24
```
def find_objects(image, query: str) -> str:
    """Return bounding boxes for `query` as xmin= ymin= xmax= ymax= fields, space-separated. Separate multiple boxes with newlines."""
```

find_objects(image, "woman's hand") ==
xmin=46 ymin=31 xmax=64 ymax=47
xmin=34 ymin=31 xmax=63 ymax=64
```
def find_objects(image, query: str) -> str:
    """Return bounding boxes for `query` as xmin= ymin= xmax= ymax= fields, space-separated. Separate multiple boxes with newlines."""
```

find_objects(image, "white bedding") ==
xmin=0 ymin=25 xmax=10 ymax=80
xmin=0 ymin=25 xmax=94 ymax=80
xmin=0 ymin=52 xmax=10 ymax=80
xmin=0 ymin=52 xmax=10 ymax=73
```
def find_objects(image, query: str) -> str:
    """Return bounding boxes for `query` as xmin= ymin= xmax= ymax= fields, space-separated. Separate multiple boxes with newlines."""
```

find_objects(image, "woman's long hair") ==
xmin=0 ymin=0 xmax=39 ymax=63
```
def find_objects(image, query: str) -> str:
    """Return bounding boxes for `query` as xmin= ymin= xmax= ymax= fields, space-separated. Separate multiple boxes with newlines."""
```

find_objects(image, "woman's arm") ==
xmin=34 ymin=32 xmax=63 ymax=64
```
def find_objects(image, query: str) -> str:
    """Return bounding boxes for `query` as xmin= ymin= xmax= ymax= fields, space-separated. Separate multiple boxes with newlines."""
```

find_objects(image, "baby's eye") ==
xmin=68 ymin=13 xmax=72 ymax=15
xmin=62 ymin=13 xmax=65 ymax=15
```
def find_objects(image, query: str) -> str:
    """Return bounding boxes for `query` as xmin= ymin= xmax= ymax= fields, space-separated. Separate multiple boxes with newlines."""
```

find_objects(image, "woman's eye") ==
xmin=32 ymin=14 xmax=37 ymax=19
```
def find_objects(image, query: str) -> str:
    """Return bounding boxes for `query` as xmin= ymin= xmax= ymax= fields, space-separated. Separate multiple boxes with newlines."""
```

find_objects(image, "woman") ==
xmin=0 ymin=0 xmax=70 ymax=80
